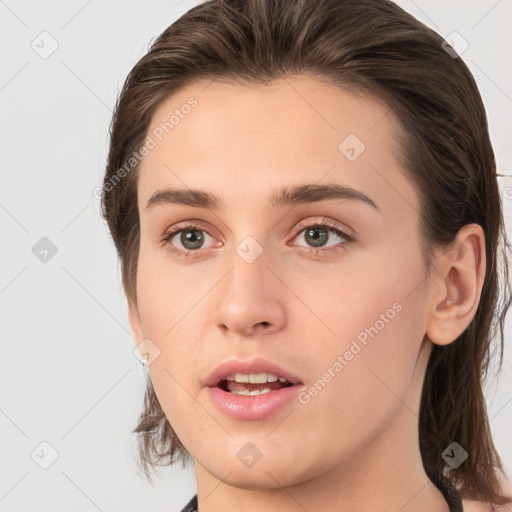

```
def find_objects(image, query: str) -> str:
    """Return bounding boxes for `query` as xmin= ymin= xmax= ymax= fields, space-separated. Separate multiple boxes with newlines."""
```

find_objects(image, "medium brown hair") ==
xmin=102 ymin=0 xmax=511 ymax=505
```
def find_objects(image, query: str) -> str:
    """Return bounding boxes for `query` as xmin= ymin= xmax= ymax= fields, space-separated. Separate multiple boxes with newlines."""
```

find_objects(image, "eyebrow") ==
xmin=145 ymin=183 xmax=379 ymax=212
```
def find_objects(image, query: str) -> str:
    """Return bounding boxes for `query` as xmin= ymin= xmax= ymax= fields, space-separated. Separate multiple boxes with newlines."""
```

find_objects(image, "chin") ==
xmin=197 ymin=449 xmax=318 ymax=491
xmin=213 ymin=465 xmax=296 ymax=490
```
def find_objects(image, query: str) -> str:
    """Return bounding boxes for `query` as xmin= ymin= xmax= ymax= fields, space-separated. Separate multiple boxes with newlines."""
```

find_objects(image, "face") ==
xmin=131 ymin=75 xmax=435 ymax=488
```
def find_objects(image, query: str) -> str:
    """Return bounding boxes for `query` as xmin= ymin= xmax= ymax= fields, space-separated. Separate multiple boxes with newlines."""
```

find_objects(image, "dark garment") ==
xmin=179 ymin=470 xmax=462 ymax=512
xmin=426 ymin=468 xmax=463 ymax=512
xmin=179 ymin=494 xmax=198 ymax=512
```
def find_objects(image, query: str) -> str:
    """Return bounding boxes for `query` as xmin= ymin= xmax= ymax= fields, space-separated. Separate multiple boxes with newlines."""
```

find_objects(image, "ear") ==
xmin=128 ymin=299 xmax=145 ymax=356
xmin=426 ymin=223 xmax=486 ymax=346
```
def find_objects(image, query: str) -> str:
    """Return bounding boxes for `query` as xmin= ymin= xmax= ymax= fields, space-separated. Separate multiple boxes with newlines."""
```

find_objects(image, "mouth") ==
xmin=204 ymin=358 xmax=302 ymax=390
xmin=204 ymin=359 xmax=304 ymax=420
xmin=215 ymin=372 xmax=296 ymax=395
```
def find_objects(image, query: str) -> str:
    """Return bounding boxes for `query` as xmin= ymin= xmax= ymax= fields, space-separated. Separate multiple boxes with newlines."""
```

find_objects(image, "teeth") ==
xmin=228 ymin=373 xmax=287 ymax=384
xmin=230 ymin=388 xmax=272 ymax=396
xmin=248 ymin=373 xmax=268 ymax=384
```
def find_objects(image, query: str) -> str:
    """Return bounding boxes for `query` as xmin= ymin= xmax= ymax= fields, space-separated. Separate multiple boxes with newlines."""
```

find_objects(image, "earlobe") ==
xmin=426 ymin=223 xmax=486 ymax=346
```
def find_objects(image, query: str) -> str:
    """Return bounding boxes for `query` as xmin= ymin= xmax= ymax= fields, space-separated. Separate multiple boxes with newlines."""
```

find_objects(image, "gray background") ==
xmin=0 ymin=1 xmax=510 ymax=511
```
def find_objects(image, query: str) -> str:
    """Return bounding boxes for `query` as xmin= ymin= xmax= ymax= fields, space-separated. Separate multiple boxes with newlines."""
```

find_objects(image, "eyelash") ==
xmin=160 ymin=219 xmax=354 ymax=259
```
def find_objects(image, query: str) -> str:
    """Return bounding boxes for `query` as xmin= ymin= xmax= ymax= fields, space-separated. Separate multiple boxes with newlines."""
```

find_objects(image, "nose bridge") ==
xmin=226 ymin=232 xmax=272 ymax=304
xmin=221 ymin=201 xmax=272 ymax=280
xmin=212 ymin=227 xmax=286 ymax=335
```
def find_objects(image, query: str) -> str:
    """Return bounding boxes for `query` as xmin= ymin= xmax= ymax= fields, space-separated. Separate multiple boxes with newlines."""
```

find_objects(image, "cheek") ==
xmin=294 ymin=243 xmax=424 ymax=351
xmin=135 ymin=253 xmax=210 ymax=450
xmin=135 ymin=241 xmax=209 ymax=343
xmin=134 ymin=244 xmax=206 ymax=403
xmin=296 ymin=244 xmax=427 ymax=421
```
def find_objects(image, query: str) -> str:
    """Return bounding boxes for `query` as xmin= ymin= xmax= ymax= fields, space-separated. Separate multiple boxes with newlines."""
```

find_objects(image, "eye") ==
xmin=161 ymin=222 xmax=217 ymax=258
xmin=291 ymin=219 xmax=354 ymax=255
xmin=160 ymin=218 xmax=354 ymax=259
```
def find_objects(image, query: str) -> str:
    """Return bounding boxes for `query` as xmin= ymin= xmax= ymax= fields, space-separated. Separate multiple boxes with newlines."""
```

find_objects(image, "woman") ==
xmin=101 ymin=0 xmax=512 ymax=510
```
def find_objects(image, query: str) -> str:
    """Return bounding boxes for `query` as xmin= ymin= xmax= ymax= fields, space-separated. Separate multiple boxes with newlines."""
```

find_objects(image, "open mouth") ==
xmin=215 ymin=373 xmax=295 ymax=396
xmin=206 ymin=365 xmax=304 ymax=420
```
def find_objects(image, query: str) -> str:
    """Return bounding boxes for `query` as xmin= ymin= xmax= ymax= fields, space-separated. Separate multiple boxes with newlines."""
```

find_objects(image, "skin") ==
xmin=128 ymin=75 xmax=487 ymax=511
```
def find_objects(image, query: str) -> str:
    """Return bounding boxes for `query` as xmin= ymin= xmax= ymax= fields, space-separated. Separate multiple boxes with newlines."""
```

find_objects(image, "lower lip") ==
xmin=206 ymin=384 xmax=304 ymax=420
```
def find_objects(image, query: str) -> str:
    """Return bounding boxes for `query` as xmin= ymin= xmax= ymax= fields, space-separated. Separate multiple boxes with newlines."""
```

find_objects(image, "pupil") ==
xmin=181 ymin=230 xmax=203 ymax=249
xmin=307 ymin=227 xmax=328 ymax=247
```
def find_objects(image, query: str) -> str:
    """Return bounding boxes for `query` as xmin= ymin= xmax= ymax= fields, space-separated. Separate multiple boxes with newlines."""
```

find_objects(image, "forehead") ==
xmin=137 ymin=75 xmax=418 ymax=219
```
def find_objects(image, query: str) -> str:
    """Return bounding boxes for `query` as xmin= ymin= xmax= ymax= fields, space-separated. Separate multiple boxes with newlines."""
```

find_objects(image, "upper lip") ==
xmin=204 ymin=358 xmax=303 ymax=387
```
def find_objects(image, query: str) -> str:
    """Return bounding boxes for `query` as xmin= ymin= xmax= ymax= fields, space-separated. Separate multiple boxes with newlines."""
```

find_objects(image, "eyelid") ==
xmin=292 ymin=217 xmax=355 ymax=240
xmin=160 ymin=220 xmax=220 ymax=247
xmin=161 ymin=219 xmax=216 ymax=237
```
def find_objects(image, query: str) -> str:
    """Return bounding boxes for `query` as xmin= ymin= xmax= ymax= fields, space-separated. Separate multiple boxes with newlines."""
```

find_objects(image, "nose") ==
xmin=212 ymin=248 xmax=286 ymax=338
